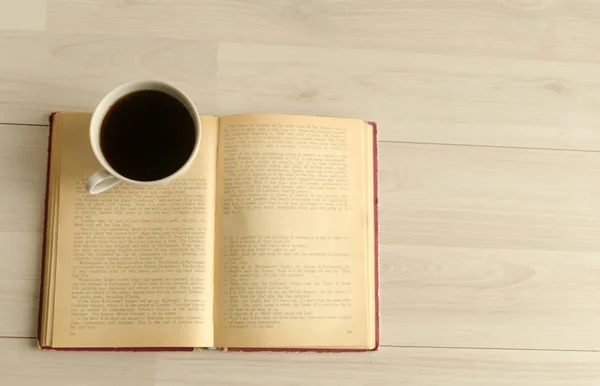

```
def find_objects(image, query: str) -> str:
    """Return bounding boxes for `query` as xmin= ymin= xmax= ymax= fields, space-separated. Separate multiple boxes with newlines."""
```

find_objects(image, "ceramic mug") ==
xmin=85 ymin=80 xmax=201 ymax=194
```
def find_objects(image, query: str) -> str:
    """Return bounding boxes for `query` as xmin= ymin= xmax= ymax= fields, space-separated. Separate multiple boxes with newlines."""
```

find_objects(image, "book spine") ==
xmin=37 ymin=112 xmax=56 ymax=345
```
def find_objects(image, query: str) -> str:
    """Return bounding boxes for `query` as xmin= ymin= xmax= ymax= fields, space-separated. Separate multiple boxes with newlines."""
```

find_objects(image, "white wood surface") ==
xmin=0 ymin=0 xmax=46 ymax=31
xmin=6 ymin=338 xmax=600 ymax=386
xmin=5 ymin=33 xmax=600 ymax=149
xmin=4 ymin=0 xmax=600 ymax=383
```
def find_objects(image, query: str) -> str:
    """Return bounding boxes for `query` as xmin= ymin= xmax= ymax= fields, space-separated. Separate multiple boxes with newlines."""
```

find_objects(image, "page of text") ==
xmin=51 ymin=113 xmax=218 ymax=347
xmin=214 ymin=114 xmax=374 ymax=349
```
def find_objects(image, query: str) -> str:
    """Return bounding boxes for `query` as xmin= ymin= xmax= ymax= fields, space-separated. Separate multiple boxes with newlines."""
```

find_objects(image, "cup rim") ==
xmin=90 ymin=80 xmax=202 ymax=185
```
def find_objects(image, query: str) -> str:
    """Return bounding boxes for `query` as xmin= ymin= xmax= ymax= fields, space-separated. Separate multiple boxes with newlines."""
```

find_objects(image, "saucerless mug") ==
xmin=85 ymin=80 xmax=201 ymax=194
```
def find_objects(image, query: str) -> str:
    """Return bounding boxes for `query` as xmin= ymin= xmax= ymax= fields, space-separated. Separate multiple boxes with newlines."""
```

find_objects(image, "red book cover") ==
xmin=38 ymin=116 xmax=379 ymax=352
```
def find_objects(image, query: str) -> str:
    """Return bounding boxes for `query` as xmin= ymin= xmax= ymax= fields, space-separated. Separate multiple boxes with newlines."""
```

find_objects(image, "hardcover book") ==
xmin=38 ymin=112 xmax=379 ymax=351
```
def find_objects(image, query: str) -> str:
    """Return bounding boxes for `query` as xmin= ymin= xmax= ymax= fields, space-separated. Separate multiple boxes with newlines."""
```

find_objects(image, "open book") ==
xmin=38 ymin=113 xmax=378 ymax=351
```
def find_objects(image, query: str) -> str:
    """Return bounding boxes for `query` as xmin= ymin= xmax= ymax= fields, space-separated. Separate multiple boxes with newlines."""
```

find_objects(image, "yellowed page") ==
xmin=214 ymin=114 xmax=375 ymax=349
xmin=51 ymin=113 xmax=218 ymax=348
xmin=364 ymin=121 xmax=377 ymax=349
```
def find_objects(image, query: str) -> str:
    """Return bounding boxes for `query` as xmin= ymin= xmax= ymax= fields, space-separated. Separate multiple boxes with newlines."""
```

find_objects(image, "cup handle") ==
xmin=85 ymin=169 xmax=121 ymax=194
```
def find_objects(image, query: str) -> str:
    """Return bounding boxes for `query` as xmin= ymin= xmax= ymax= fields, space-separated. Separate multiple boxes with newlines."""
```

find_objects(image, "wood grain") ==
xmin=381 ymin=142 xmax=600 ymax=252
xmin=0 ymin=0 xmax=47 ymax=31
xmin=0 ymin=125 xmax=48 ymax=337
xmin=382 ymin=244 xmax=600 ymax=350
xmin=378 ymin=142 xmax=600 ymax=349
xmin=4 ymin=339 xmax=155 ymax=386
xmin=7 ymin=338 xmax=600 ymax=386
xmin=155 ymin=347 xmax=600 ymax=386
xmin=216 ymin=42 xmax=600 ymax=149
xmin=3 ymin=32 xmax=600 ymax=149
xmin=0 ymin=32 xmax=217 ymax=125
xmin=47 ymin=0 xmax=600 ymax=63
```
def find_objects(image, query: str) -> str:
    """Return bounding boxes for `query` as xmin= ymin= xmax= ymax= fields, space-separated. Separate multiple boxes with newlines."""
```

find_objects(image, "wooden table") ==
xmin=4 ymin=1 xmax=600 ymax=384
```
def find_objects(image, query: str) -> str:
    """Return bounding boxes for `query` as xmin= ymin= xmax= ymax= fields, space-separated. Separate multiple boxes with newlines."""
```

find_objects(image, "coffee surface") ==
xmin=100 ymin=90 xmax=196 ymax=181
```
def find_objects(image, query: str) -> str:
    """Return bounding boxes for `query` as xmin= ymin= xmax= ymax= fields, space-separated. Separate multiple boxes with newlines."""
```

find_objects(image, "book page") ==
xmin=50 ymin=113 xmax=218 ymax=348
xmin=214 ymin=114 xmax=376 ymax=349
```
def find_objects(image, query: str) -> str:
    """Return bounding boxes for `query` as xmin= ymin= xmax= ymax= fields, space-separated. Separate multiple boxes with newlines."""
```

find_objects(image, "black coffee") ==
xmin=100 ymin=90 xmax=196 ymax=181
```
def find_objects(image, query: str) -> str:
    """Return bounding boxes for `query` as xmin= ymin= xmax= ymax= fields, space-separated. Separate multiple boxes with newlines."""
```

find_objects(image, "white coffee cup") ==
xmin=85 ymin=80 xmax=201 ymax=194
